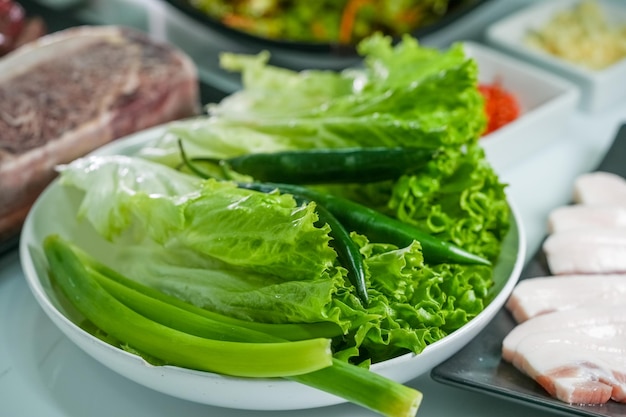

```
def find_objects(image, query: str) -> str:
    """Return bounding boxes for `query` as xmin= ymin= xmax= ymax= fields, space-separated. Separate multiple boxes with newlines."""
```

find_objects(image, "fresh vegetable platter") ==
xmin=19 ymin=35 xmax=525 ymax=416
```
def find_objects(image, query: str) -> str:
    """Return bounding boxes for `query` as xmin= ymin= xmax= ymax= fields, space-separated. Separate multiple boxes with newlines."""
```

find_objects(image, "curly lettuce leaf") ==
xmin=137 ymin=34 xmax=503 ymax=264
xmin=389 ymin=143 xmax=509 ymax=262
xmin=339 ymin=235 xmax=492 ymax=363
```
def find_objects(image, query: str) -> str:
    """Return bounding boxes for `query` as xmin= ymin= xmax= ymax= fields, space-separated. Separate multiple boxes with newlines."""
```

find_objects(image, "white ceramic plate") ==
xmin=19 ymin=125 xmax=526 ymax=411
xmin=464 ymin=41 xmax=580 ymax=174
xmin=485 ymin=0 xmax=626 ymax=113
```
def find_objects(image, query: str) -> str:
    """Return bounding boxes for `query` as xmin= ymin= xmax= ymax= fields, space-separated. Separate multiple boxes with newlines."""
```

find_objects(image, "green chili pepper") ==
xmin=179 ymin=141 xmax=487 ymax=302
xmin=239 ymin=182 xmax=491 ymax=266
xmin=190 ymin=147 xmax=437 ymax=184
xmin=315 ymin=203 xmax=369 ymax=306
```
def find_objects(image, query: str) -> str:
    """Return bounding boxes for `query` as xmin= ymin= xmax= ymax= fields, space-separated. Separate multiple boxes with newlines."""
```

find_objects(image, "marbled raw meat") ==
xmin=0 ymin=25 xmax=200 ymax=241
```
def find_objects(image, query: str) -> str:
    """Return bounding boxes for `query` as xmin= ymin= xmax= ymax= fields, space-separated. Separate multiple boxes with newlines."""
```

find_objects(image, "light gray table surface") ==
xmin=2 ymin=0 xmax=625 ymax=415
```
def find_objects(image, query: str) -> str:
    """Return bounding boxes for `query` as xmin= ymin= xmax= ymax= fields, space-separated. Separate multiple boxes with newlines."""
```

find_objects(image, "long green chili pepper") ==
xmin=178 ymin=139 xmax=487 ymax=265
xmin=262 ymin=184 xmax=369 ymax=306
xmin=43 ymin=234 xmax=333 ymax=378
xmin=239 ymin=182 xmax=491 ymax=266
xmin=46 ymin=235 xmax=422 ymax=417
xmin=315 ymin=203 xmax=368 ymax=305
xmin=189 ymin=146 xmax=436 ymax=184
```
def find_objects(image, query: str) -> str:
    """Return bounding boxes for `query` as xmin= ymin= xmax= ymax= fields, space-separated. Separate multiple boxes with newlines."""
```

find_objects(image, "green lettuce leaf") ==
xmin=59 ymin=156 xmax=351 ymax=326
xmin=138 ymin=34 xmax=503 ymax=262
xmin=58 ymin=155 xmax=202 ymax=241
xmin=389 ymin=143 xmax=510 ymax=261
xmin=141 ymin=34 xmax=485 ymax=163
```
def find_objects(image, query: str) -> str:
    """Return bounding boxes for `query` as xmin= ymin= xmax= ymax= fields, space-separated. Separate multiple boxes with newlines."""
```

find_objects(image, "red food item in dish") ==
xmin=0 ymin=0 xmax=47 ymax=57
xmin=478 ymin=80 xmax=521 ymax=135
xmin=0 ymin=0 xmax=25 ymax=55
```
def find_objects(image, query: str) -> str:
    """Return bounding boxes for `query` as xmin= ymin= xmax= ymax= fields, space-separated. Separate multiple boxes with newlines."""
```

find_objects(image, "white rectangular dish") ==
xmin=463 ymin=41 xmax=580 ymax=174
xmin=485 ymin=0 xmax=626 ymax=113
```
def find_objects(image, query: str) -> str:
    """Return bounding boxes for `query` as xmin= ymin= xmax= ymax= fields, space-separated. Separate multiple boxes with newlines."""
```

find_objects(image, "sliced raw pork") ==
xmin=502 ymin=305 xmax=626 ymax=362
xmin=506 ymin=274 xmax=626 ymax=323
xmin=505 ymin=170 xmax=626 ymax=405
xmin=0 ymin=25 xmax=200 ymax=241
xmin=547 ymin=205 xmax=626 ymax=233
xmin=542 ymin=228 xmax=626 ymax=275
xmin=573 ymin=171 xmax=626 ymax=206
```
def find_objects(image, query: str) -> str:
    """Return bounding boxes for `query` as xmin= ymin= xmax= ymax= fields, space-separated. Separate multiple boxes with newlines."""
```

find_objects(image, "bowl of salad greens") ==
xmin=20 ymin=35 xmax=525 ymax=417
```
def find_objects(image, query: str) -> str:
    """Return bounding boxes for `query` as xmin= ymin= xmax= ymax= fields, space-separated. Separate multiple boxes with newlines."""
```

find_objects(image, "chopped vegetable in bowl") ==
xmin=180 ymin=0 xmax=476 ymax=45
xmin=525 ymin=0 xmax=626 ymax=70
xmin=478 ymin=80 xmax=521 ymax=135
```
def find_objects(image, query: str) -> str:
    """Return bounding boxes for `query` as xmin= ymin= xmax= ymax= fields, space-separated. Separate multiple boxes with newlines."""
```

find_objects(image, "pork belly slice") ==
xmin=0 ymin=25 xmax=200 ymax=241
xmin=542 ymin=228 xmax=626 ymax=275
xmin=573 ymin=171 xmax=626 ymax=206
xmin=509 ymin=323 xmax=626 ymax=404
xmin=506 ymin=275 xmax=626 ymax=323
xmin=548 ymin=205 xmax=626 ymax=234
xmin=502 ymin=305 xmax=626 ymax=362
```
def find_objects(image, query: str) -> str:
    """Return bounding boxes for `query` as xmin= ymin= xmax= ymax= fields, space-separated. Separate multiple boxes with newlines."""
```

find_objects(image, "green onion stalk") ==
xmin=44 ymin=235 xmax=422 ymax=417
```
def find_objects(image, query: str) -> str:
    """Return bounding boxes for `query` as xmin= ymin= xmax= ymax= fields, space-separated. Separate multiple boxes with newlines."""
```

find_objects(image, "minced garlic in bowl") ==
xmin=525 ymin=0 xmax=626 ymax=70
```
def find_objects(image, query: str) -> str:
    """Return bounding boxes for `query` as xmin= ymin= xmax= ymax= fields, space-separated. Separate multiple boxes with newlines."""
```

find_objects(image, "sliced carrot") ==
xmin=339 ymin=0 xmax=372 ymax=44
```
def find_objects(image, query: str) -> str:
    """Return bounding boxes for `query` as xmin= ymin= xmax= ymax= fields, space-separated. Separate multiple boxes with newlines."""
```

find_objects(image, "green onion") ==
xmin=44 ymin=234 xmax=333 ymax=378
xmin=190 ymin=146 xmax=436 ymax=184
xmin=78 ymin=244 xmax=344 ymax=341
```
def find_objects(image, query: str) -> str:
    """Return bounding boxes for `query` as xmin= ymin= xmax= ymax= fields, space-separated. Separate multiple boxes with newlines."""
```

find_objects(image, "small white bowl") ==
xmin=485 ymin=0 xmax=626 ymax=113
xmin=19 ymin=125 xmax=526 ymax=411
xmin=463 ymin=41 xmax=580 ymax=174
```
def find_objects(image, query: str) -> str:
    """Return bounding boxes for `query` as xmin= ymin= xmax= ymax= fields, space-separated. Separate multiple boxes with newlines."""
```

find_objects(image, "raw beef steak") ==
xmin=0 ymin=25 xmax=200 ymax=241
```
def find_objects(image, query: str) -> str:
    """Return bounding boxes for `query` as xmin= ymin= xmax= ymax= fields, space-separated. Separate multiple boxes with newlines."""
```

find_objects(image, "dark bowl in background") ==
xmin=163 ymin=0 xmax=491 ymax=57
